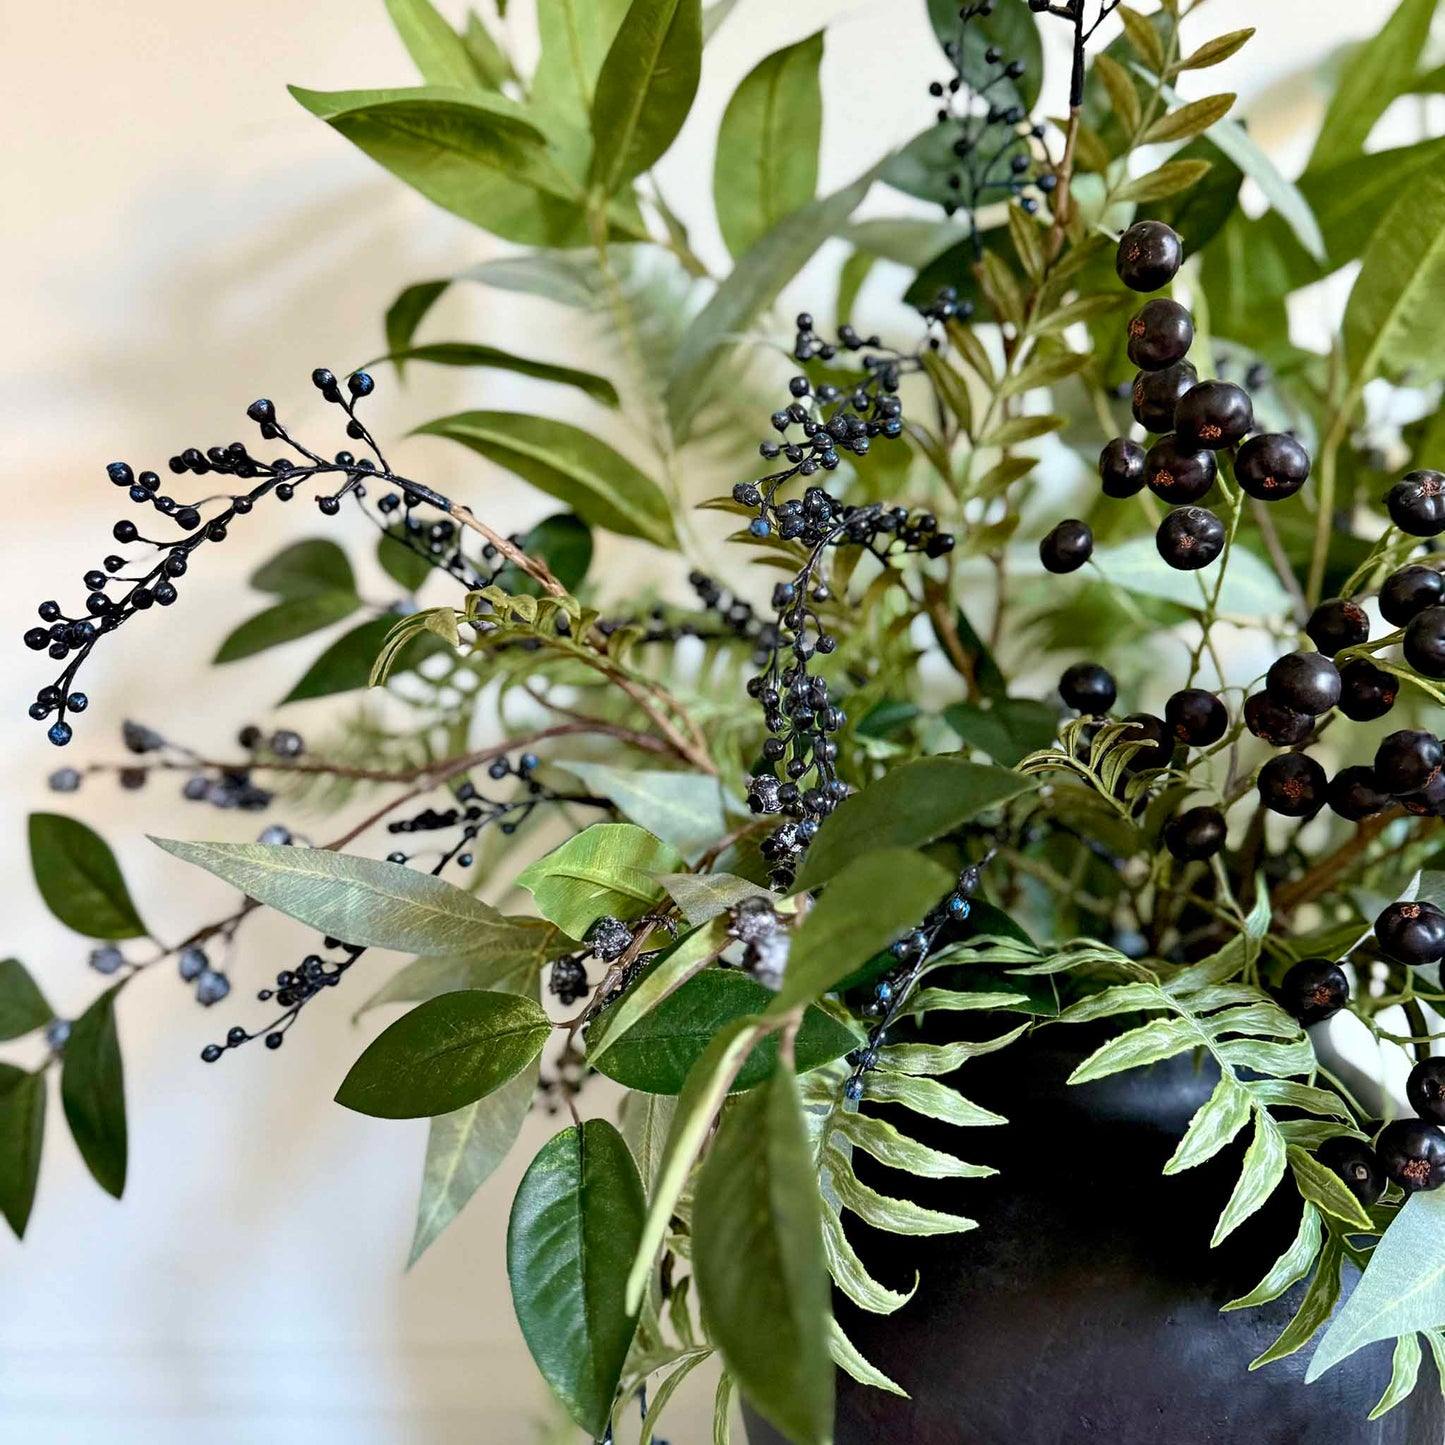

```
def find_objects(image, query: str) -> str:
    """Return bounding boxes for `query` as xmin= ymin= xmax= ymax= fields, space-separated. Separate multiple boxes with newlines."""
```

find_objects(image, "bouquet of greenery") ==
xmin=12 ymin=0 xmax=1445 ymax=1438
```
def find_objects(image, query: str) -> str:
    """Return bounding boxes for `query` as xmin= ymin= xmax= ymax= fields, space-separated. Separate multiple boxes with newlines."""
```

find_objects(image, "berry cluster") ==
xmin=726 ymin=896 xmax=790 ymax=990
xmin=547 ymin=913 xmax=675 ymax=1009
xmin=927 ymin=3 xmax=1056 ymax=237
xmin=24 ymin=370 xmax=513 ymax=746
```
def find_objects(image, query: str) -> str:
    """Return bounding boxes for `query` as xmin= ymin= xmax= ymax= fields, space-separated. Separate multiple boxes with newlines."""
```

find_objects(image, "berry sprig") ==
xmin=24 ymin=370 xmax=545 ymax=747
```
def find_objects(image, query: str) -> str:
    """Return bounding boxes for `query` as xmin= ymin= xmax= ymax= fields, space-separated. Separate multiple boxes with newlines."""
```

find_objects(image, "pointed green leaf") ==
xmin=827 ymin=1148 xmax=976 ymax=1235
xmin=1224 ymin=1203 xmax=1323 ymax=1312
xmin=368 ymin=342 xmax=619 ymax=406
xmin=1164 ymin=1075 xmax=1251 ymax=1174
xmin=556 ymin=762 xmax=728 ymax=860
xmin=60 ymin=983 xmax=126 ymax=1198
xmin=657 ymin=872 xmax=772 ymax=926
xmin=0 ymin=1065 xmax=46 ymax=1238
xmin=282 ymin=615 xmax=449 ymax=702
xmin=1289 ymin=1144 xmax=1374 ymax=1231
xmin=214 ymin=593 xmax=361 ymax=663
xmin=30 ymin=814 xmax=145 ymax=941
xmin=833 ymin=1109 xmax=995 ymax=1179
xmin=942 ymin=700 xmax=1057 ymax=767
xmin=1253 ymin=1237 xmax=1343 ymax=1368
xmin=386 ymin=0 xmax=482 ymax=88
xmin=822 ymin=1201 xmax=918 ymax=1313
xmin=1067 ymin=1017 xmax=1196 ymax=1085
xmin=862 ymin=1069 xmax=1005 ymax=1127
xmin=251 ymin=538 xmax=356 ymax=599
xmin=1212 ymin=1113 xmax=1287 ymax=1247
xmin=0 ymin=960 xmax=53 ymax=1041
xmin=830 ymin=1317 xmax=908 ymax=1398
xmin=1370 ymin=1334 xmax=1424 ymax=1420
xmin=336 ymin=989 xmax=550 ymax=1118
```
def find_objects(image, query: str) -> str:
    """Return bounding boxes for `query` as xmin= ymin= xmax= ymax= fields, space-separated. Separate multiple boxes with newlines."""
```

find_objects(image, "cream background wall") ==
xmin=0 ymin=1 xmax=1422 ymax=1440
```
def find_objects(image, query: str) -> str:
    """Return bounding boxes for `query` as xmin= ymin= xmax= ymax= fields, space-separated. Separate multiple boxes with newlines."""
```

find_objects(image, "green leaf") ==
xmin=626 ymin=1017 xmax=762 ymax=1310
xmin=1344 ymin=165 xmax=1445 ymax=390
xmin=1141 ymin=93 xmax=1235 ymax=146
xmin=1117 ymin=4 xmax=1165 ymax=71
xmin=1288 ymin=1143 xmax=1373 ymax=1231
xmin=822 ymin=1203 xmax=917 ymax=1313
xmin=833 ymin=1109 xmax=994 ymax=1179
xmin=619 ymin=1089 xmax=675 ymax=1193
xmin=830 ymin=1318 xmax=907 ymax=1398
xmin=515 ymin=823 xmax=682 ymax=939
xmin=1223 ymin=1203 xmax=1322 ymax=1311
xmin=862 ymin=1069 xmax=1006 ymax=1128
xmin=943 ymin=699 xmax=1057 ymax=767
xmin=1369 ymin=1334 xmax=1423 ymax=1420
xmin=0 ymin=960 xmax=53 ymax=1041
xmin=251 ymin=538 xmax=356 ymax=599
xmin=368 ymin=342 xmax=619 ymax=406
xmin=376 ymin=527 xmax=436 ymax=591
xmin=827 ymin=1148 xmax=977 ymax=1235
xmin=414 ymin=410 xmax=676 ymax=548
xmin=796 ymin=757 xmax=1034 ymax=890
xmin=693 ymin=1065 xmax=833 ymax=1445
xmin=534 ymin=0 xmax=631 ymax=138
xmin=590 ymin=968 xmax=856 ymax=1093
xmin=462 ymin=9 xmax=516 ymax=89
xmin=1090 ymin=536 xmax=1290 ymax=617
xmin=507 ymin=1120 xmax=646 ymax=1436
xmin=589 ymin=0 xmax=702 ymax=193
xmin=336 ymin=989 xmax=550 ymax=1118
xmin=289 ymin=85 xmax=614 ymax=248
xmin=385 ymin=279 xmax=450 ymax=370
xmin=151 ymin=839 xmax=524 ymax=955
xmin=1177 ymin=28 xmax=1254 ymax=71
xmin=60 ymin=983 xmax=126 ymax=1198
xmin=667 ymin=163 xmax=882 ymax=439
xmin=771 ymin=849 xmax=953 ymax=1013
xmin=213 ymin=593 xmax=361 ymax=663
xmin=0 ymin=1066 xmax=45 ymax=1238
xmin=1308 ymin=1189 xmax=1445 ymax=1382
xmin=657 ymin=872 xmax=772 ymax=926
xmin=29 ymin=813 xmax=145 ymax=941
xmin=1163 ymin=1075 xmax=1250 ymax=1174
xmin=1146 ymin=135 xmax=1242 ymax=255
xmin=1253 ymin=1237 xmax=1343 ymax=1368
xmin=1114 ymin=158 xmax=1212 ymax=206
xmin=411 ymin=1060 xmax=538 ymax=1264
xmin=556 ymin=762 xmax=727 ymax=861
xmin=1211 ymin=1111 xmax=1287 ymax=1247
xmin=282 ymin=615 xmax=447 ymax=703
xmin=386 ymin=0 xmax=482 ymax=88
xmin=713 ymin=32 xmax=823 ymax=260
xmin=1309 ymin=0 xmax=1436 ymax=171
xmin=1067 ymin=1017 xmax=1196 ymax=1084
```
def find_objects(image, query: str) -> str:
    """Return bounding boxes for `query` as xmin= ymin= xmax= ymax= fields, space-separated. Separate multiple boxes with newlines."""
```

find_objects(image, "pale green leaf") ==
xmin=557 ymin=762 xmax=728 ymax=860
xmin=1212 ymin=1112 xmax=1287 ymax=1247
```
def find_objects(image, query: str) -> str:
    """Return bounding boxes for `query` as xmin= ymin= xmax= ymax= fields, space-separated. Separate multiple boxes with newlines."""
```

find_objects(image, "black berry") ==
xmin=1060 ymin=662 xmax=1116 ymax=715
xmin=1156 ymin=506 xmax=1224 ymax=570
xmin=1120 ymin=712 xmax=1171 ymax=772
xmin=1377 ymin=1118 xmax=1445 ymax=1193
xmin=1257 ymin=752 xmax=1326 ymax=817
xmin=1305 ymin=599 xmax=1369 ymax=657
xmin=1328 ymin=766 xmax=1391 ymax=821
xmin=1337 ymin=659 xmax=1397 ymax=722
xmin=1132 ymin=361 xmax=1197 ymax=434
xmin=1265 ymin=651 xmax=1341 ymax=716
xmin=1375 ymin=900 xmax=1445 ymax=966
xmin=1115 ymin=220 xmax=1183 ymax=292
xmin=1374 ymin=729 xmax=1442 ymax=794
xmin=1099 ymin=438 xmax=1146 ymax=498
xmin=1164 ymin=806 xmax=1226 ymax=861
xmin=1404 ymin=606 xmax=1445 ymax=678
xmin=1380 ymin=565 xmax=1443 ymax=626
xmin=1164 ymin=688 xmax=1227 ymax=747
xmin=1408 ymin=1059 xmax=1445 ymax=1125
xmin=1040 ymin=519 xmax=1093 ymax=574
xmin=1174 ymin=380 xmax=1254 ymax=451
xmin=1234 ymin=433 xmax=1310 ymax=501
xmin=1316 ymin=1135 xmax=1384 ymax=1208
xmin=1386 ymin=469 xmax=1445 ymax=537
xmin=1278 ymin=958 xmax=1348 ymax=1025
xmin=1145 ymin=434 xmax=1217 ymax=504
xmin=1126 ymin=298 xmax=1193 ymax=370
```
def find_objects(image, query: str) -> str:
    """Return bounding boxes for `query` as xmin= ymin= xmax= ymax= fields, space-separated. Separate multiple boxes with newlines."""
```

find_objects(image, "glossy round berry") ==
xmin=1378 ymin=1119 xmax=1445 ymax=1193
xmin=1233 ymin=433 xmax=1310 ymax=501
xmin=178 ymin=947 xmax=208 ymax=982
xmin=1242 ymin=688 xmax=1309 ymax=745
xmin=1059 ymin=662 xmax=1116 ymax=715
xmin=1144 ymin=434 xmax=1217 ymax=504
xmin=1337 ymin=659 xmax=1397 ymax=722
xmin=1174 ymin=381 xmax=1254 ymax=451
xmin=24 ymin=627 xmax=48 ymax=651
xmin=1404 ymin=606 xmax=1445 ymax=678
xmin=1257 ymin=752 xmax=1326 ymax=817
xmin=1386 ymin=470 xmax=1445 ymax=537
xmin=1164 ymin=688 xmax=1227 ymax=747
xmin=1408 ymin=1059 xmax=1445 ymax=1125
xmin=1164 ymin=806 xmax=1226 ymax=862
xmin=1374 ymin=729 xmax=1442 ymax=794
xmin=1099 ymin=438 xmax=1146 ymax=498
xmin=348 ymin=371 xmax=375 ymax=397
xmin=1265 ymin=651 xmax=1341 ymax=716
xmin=246 ymin=399 xmax=275 ymax=424
xmin=195 ymin=970 xmax=231 ymax=1006
xmin=112 ymin=520 xmax=138 ymax=544
xmin=1316 ymin=1135 xmax=1384 ymax=1208
xmin=1156 ymin=506 xmax=1224 ymax=570
xmin=1278 ymin=958 xmax=1348 ymax=1025
xmin=1120 ymin=712 xmax=1171 ymax=772
xmin=1040 ymin=519 xmax=1093 ymax=574
xmin=1403 ymin=771 xmax=1445 ymax=817
xmin=48 ymin=721 xmax=72 ymax=747
xmin=1115 ymin=220 xmax=1183 ymax=292
xmin=1126 ymin=298 xmax=1193 ymax=371
xmin=1375 ymin=900 xmax=1445 ymax=965
xmin=1132 ymin=361 xmax=1197 ymax=434
xmin=1305 ymin=599 xmax=1369 ymax=657
xmin=1328 ymin=766 xmax=1391 ymax=821
xmin=1380 ymin=565 xmax=1443 ymax=626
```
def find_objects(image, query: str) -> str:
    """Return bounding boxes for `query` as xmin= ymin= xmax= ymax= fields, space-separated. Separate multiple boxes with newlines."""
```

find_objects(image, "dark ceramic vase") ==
xmin=746 ymin=1027 xmax=1445 ymax=1445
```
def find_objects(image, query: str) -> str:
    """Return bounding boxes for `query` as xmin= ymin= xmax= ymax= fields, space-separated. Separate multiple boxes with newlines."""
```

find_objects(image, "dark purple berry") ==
xmin=1305 ymin=599 xmax=1369 ymax=657
xmin=1145 ymin=434 xmax=1217 ymax=504
xmin=1375 ymin=900 xmax=1445 ymax=966
xmin=1316 ymin=1135 xmax=1384 ymax=1208
xmin=1265 ymin=651 xmax=1341 ymax=716
xmin=1328 ymin=766 xmax=1391 ymax=821
xmin=1164 ymin=688 xmax=1227 ymax=747
xmin=1099 ymin=438 xmax=1146 ymax=498
xmin=1257 ymin=752 xmax=1326 ymax=817
xmin=1126 ymin=298 xmax=1193 ymax=370
xmin=1278 ymin=958 xmax=1348 ymax=1025
xmin=1374 ymin=729 xmax=1442 ymax=794
xmin=1164 ymin=806 xmax=1226 ymax=861
xmin=1174 ymin=380 xmax=1254 ymax=451
xmin=1155 ymin=506 xmax=1224 ymax=570
xmin=1245 ymin=691 xmax=1314 ymax=745
xmin=1386 ymin=469 xmax=1445 ymax=537
xmin=1337 ymin=659 xmax=1396 ymax=722
xmin=1380 ymin=565 xmax=1443 ymax=626
xmin=1120 ymin=712 xmax=1171 ymax=772
xmin=1132 ymin=361 xmax=1197 ymax=434
xmin=1407 ymin=1058 xmax=1445 ymax=1125
xmin=1040 ymin=519 xmax=1093 ymax=574
xmin=1377 ymin=1118 xmax=1445 ymax=1193
xmin=1403 ymin=772 xmax=1445 ymax=818
xmin=1059 ymin=662 xmax=1116 ymax=715
xmin=1404 ymin=605 xmax=1445 ymax=678
xmin=1234 ymin=433 xmax=1310 ymax=501
xmin=1115 ymin=220 xmax=1183 ymax=292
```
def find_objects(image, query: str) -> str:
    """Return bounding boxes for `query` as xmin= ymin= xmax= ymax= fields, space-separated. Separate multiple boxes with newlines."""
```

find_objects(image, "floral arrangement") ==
xmin=11 ymin=0 xmax=1445 ymax=1438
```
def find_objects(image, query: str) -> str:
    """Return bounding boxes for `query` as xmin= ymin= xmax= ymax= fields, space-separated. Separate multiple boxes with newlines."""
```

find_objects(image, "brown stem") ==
xmin=1272 ymin=813 xmax=1399 ymax=915
xmin=449 ymin=506 xmax=565 ymax=596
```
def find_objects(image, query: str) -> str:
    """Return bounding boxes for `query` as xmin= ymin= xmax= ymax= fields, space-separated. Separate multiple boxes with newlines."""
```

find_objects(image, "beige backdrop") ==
xmin=0 ymin=1 xmax=1421 ymax=1440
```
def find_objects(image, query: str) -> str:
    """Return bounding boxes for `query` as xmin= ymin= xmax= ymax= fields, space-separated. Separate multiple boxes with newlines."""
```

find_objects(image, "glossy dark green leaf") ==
xmin=61 ymin=983 xmax=126 ymax=1198
xmin=713 ymin=32 xmax=823 ymax=260
xmin=555 ymin=761 xmax=727 ymax=859
xmin=589 ymin=968 xmax=856 ymax=1093
xmin=368 ymin=342 xmax=619 ymax=406
xmin=213 ymin=593 xmax=361 ymax=663
xmin=507 ymin=1120 xmax=645 ymax=1435
xmin=694 ymin=1064 xmax=832 ymax=1445
xmin=773 ymin=849 xmax=953 ymax=1014
xmin=152 ymin=839 xmax=524 ymax=955
xmin=415 ymin=411 xmax=677 ymax=548
xmin=497 ymin=512 xmax=594 ymax=596
xmin=336 ymin=989 xmax=550 ymax=1118
xmin=796 ymin=758 xmax=1034 ymax=890
xmin=250 ymin=538 xmax=356 ymax=599
xmin=667 ymin=163 xmax=881 ymax=439
xmin=589 ymin=0 xmax=702 ymax=193
xmin=943 ymin=699 xmax=1057 ymax=767
xmin=0 ymin=1065 xmax=45 ymax=1238
xmin=0 ymin=960 xmax=53 ymax=1041
xmin=282 ymin=616 xmax=450 ymax=703
xmin=29 ymin=813 xmax=145 ymax=941
xmin=515 ymin=823 xmax=682 ymax=939
xmin=386 ymin=0 xmax=482 ymax=88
